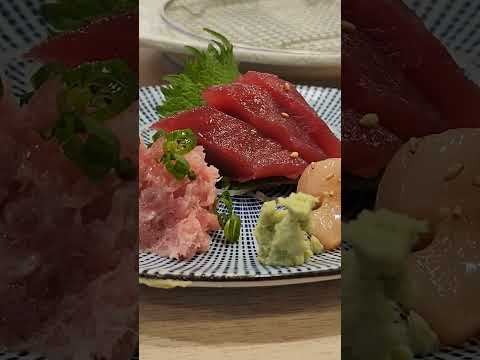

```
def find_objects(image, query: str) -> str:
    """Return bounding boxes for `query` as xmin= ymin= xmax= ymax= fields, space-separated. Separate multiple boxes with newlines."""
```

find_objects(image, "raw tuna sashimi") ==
xmin=139 ymin=138 xmax=220 ymax=259
xmin=203 ymin=83 xmax=327 ymax=163
xmin=25 ymin=12 xmax=138 ymax=73
xmin=344 ymin=0 xmax=480 ymax=129
xmin=342 ymin=0 xmax=480 ymax=178
xmin=153 ymin=106 xmax=308 ymax=182
xmin=342 ymin=27 xmax=447 ymax=140
xmin=238 ymin=71 xmax=341 ymax=157
xmin=342 ymin=109 xmax=402 ymax=178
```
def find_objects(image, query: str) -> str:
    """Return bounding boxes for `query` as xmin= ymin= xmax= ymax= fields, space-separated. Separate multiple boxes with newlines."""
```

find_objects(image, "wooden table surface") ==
xmin=139 ymin=47 xmax=341 ymax=360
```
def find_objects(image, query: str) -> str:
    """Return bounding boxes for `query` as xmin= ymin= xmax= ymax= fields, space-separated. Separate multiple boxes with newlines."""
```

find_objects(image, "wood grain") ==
xmin=139 ymin=46 xmax=341 ymax=359
xmin=140 ymin=281 xmax=341 ymax=360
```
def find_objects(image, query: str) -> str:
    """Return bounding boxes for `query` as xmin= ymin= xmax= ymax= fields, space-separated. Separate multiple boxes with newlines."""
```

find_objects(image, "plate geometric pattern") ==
xmin=139 ymin=85 xmax=342 ymax=281
xmin=162 ymin=0 xmax=340 ymax=53
xmin=139 ymin=0 xmax=340 ymax=75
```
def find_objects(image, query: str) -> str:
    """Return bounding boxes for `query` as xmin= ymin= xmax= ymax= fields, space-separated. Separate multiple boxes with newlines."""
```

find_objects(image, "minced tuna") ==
xmin=139 ymin=138 xmax=220 ymax=259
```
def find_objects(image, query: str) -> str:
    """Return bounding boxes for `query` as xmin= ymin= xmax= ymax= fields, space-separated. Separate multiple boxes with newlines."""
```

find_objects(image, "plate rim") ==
xmin=140 ymin=273 xmax=341 ymax=288
xmin=139 ymin=0 xmax=340 ymax=70
xmin=140 ymin=251 xmax=342 ymax=282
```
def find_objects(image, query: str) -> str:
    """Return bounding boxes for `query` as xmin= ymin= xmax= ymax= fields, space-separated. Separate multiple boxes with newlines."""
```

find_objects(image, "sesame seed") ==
xmin=290 ymin=151 xmax=299 ymax=158
xmin=281 ymin=112 xmax=289 ymax=118
xmin=342 ymin=20 xmax=356 ymax=32
xmin=283 ymin=83 xmax=290 ymax=91
xmin=325 ymin=173 xmax=334 ymax=180
xmin=444 ymin=163 xmax=464 ymax=181
xmin=359 ymin=113 xmax=380 ymax=128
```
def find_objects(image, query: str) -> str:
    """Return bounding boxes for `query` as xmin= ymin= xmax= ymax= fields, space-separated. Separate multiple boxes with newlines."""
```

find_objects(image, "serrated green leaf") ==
xmin=156 ymin=74 xmax=204 ymax=117
xmin=156 ymin=29 xmax=239 ymax=117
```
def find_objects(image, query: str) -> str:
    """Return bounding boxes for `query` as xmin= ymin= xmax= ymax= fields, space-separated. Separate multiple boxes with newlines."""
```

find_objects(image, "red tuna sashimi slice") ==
xmin=343 ymin=0 xmax=480 ymax=128
xmin=25 ymin=13 xmax=138 ymax=73
xmin=238 ymin=71 xmax=340 ymax=157
xmin=153 ymin=107 xmax=308 ymax=182
xmin=342 ymin=109 xmax=402 ymax=178
xmin=203 ymin=83 xmax=326 ymax=163
xmin=342 ymin=25 xmax=447 ymax=140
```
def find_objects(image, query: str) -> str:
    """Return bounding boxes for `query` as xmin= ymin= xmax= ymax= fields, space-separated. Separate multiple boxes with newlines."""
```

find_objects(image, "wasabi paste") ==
xmin=342 ymin=209 xmax=439 ymax=360
xmin=255 ymin=192 xmax=324 ymax=266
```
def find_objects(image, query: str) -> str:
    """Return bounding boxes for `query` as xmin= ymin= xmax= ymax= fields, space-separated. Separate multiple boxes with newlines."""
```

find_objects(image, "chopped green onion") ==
xmin=155 ymin=129 xmax=198 ymax=181
xmin=150 ymin=129 xmax=166 ymax=146
xmin=224 ymin=214 xmax=241 ymax=243
xmin=160 ymin=152 xmax=196 ymax=181
xmin=32 ymin=63 xmax=65 ymax=89
xmin=217 ymin=176 xmax=231 ymax=190
xmin=59 ymin=60 xmax=137 ymax=123
xmin=60 ymin=121 xmax=123 ymax=182
xmin=18 ymin=63 xmax=66 ymax=106
xmin=215 ymin=191 xmax=241 ymax=243
xmin=164 ymin=129 xmax=197 ymax=155
xmin=28 ymin=60 xmax=137 ymax=182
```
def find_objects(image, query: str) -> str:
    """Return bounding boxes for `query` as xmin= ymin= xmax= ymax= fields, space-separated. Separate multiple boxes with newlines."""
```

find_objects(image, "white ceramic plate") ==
xmin=139 ymin=0 xmax=341 ymax=80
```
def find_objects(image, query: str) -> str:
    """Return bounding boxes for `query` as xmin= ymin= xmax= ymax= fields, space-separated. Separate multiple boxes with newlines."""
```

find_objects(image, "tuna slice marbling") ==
xmin=203 ymin=83 xmax=328 ymax=163
xmin=153 ymin=106 xmax=308 ymax=182
xmin=238 ymin=71 xmax=341 ymax=158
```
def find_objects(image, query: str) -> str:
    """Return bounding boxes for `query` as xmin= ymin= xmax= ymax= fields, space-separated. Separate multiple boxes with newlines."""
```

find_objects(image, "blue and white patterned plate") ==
xmin=139 ymin=85 xmax=342 ymax=285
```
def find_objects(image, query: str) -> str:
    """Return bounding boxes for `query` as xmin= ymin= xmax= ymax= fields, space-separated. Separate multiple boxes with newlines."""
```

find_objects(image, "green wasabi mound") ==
xmin=342 ymin=209 xmax=439 ymax=360
xmin=255 ymin=192 xmax=324 ymax=266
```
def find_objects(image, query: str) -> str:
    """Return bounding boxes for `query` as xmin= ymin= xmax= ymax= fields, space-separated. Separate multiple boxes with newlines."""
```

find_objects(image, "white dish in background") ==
xmin=139 ymin=0 xmax=341 ymax=81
